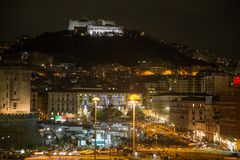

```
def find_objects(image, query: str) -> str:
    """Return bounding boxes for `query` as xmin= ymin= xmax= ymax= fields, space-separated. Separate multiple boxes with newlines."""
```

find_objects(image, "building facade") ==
xmin=201 ymin=73 xmax=229 ymax=96
xmin=218 ymin=90 xmax=240 ymax=140
xmin=47 ymin=91 xmax=78 ymax=119
xmin=68 ymin=19 xmax=123 ymax=36
xmin=0 ymin=65 xmax=31 ymax=114
xmin=47 ymin=90 xmax=142 ymax=119
xmin=147 ymin=93 xmax=188 ymax=122
xmin=170 ymin=97 xmax=206 ymax=131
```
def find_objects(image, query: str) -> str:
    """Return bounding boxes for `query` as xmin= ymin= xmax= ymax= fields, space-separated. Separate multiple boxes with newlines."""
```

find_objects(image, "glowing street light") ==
xmin=172 ymin=123 xmax=176 ymax=132
xmin=128 ymin=94 xmax=140 ymax=160
xmin=58 ymin=128 xmax=62 ymax=132
xmin=92 ymin=96 xmax=100 ymax=160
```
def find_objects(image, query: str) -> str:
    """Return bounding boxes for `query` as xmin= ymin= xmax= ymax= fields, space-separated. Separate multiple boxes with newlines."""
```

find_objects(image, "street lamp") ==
xmin=128 ymin=94 xmax=140 ymax=160
xmin=92 ymin=96 xmax=100 ymax=160
xmin=172 ymin=123 xmax=176 ymax=133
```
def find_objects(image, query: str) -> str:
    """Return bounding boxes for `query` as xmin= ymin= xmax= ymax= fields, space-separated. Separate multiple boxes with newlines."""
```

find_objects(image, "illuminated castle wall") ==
xmin=0 ymin=65 xmax=31 ymax=114
xmin=68 ymin=19 xmax=123 ymax=36
xmin=87 ymin=25 xmax=123 ymax=36
xmin=68 ymin=19 xmax=95 ymax=30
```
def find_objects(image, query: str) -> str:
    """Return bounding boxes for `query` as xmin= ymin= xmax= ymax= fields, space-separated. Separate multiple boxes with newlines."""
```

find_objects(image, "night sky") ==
xmin=0 ymin=0 xmax=239 ymax=58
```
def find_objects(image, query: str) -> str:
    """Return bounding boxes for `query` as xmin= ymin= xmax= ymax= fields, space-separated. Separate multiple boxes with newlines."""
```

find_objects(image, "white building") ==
xmin=87 ymin=25 xmax=123 ymax=36
xmin=47 ymin=90 xmax=142 ymax=119
xmin=68 ymin=19 xmax=95 ymax=30
xmin=68 ymin=19 xmax=123 ymax=36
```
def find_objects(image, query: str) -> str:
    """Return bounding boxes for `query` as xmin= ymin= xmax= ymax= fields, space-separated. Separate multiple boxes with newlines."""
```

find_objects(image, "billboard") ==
xmin=54 ymin=115 xmax=66 ymax=122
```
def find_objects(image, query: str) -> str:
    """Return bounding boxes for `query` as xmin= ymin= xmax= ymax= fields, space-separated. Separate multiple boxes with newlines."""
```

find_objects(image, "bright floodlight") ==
xmin=128 ymin=94 xmax=140 ymax=101
xmin=92 ymin=97 xmax=100 ymax=102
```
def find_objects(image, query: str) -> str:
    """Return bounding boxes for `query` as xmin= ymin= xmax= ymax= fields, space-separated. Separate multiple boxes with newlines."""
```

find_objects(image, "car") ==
xmin=79 ymin=150 xmax=94 ymax=155
xmin=97 ymin=149 xmax=110 ymax=154
xmin=231 ymin=152 xmax=240 ymax=158
xmin=33 ymin=151 xmax=44 ymax=155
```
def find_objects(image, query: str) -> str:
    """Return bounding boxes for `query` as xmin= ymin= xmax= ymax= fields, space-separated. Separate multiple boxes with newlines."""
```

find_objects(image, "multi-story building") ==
xmin=157 ymin=76 xmax=201 ymax=94
xmin=47 ymin=91 xmax=78 ymax=119
xmin=0 ymin=65 xmax=31 ymax=114
xmin=0 ymin=65 xmax=42 ymax=149
xmin=168 ymin=76 xmax=201 ymax=93
xmin=204 ymin=103 xmax=220 ymax=142
xmin=31 ymin=91 xmax=39 ymax=112
xmin=91 ymin=64 xmax=136 ymax=90
xmin=30 ymin=90 xmax=47 ymax=119
xmin=147 ymin=93 xmax=188 ymax=122
xmin=47 ymin=89 xmax=142 ymax=119
xmin=170 ymin=96 xmax=206 ymax=131
xmin=143 ymin=73 xmax=229 ymax=96
xmin=218 ymin=90 xmax=240 ymax=141
xmin=201 ymin=73 xmax=229 ymax=96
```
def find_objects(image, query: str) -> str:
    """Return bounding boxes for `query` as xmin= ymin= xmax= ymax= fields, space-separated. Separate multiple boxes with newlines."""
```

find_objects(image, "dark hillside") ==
xmin=9 ymin=30 xmax=209 ymax=66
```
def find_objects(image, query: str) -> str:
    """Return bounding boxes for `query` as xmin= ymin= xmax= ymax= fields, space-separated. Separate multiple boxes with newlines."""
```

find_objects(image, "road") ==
xmin=24 ymin=147 xmax=239 ymax=160
xmin=25 ymin=155 xmax=129 ymax=160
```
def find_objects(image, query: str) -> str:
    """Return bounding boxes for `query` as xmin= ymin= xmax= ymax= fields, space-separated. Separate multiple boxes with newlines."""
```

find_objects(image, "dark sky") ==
xmin=0 ymin=0 xmax=239 ymax=58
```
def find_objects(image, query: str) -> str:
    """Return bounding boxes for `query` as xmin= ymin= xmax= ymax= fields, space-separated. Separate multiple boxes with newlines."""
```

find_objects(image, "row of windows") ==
xmin=50 ymin=96 xmax=126 ymax=103
xmin=51 ymin=94 xmax=128 ymax=97
xmin=51 ymin=97 xmax=75 ymax=101
xmin=4 ymin=91 xmax=17 ymax=99
xmin=174 ymin=103 xmax=203 ymax=107
xmin=192 ymin=110 xmax=203 ymax=114
xmin=6 ymin=76 xmax=18 ymax=81
xmin=51 ymin=106 xmax=75 ymax=112
xmin=192 ymin=116 xmax=203 ymax=120
xmin=51 ymin=103 xmax=76 ymax=107
xmin=1 ymin=102 xmax=17 ymax=109
xmin=51 ymin=94 xmax=76 ymax=97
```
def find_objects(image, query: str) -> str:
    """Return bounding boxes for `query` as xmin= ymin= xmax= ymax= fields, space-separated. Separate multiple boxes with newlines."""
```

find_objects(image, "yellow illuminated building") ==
xmin=162 ymin=70 xmax=172 ymax=75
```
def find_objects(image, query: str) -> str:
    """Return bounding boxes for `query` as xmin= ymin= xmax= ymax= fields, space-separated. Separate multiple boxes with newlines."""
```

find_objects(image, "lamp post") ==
xmin=92 ymin=96 xmax=100 ymax=160
xmin=172 ymin=123 xmax=176 ymax=133
xmin=128 ymin=94 xmax=140 ymax=160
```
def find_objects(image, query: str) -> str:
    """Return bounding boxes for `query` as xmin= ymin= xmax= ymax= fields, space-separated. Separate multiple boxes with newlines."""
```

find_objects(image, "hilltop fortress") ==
xmin=68 ymin=18 xmax=124 ymax=36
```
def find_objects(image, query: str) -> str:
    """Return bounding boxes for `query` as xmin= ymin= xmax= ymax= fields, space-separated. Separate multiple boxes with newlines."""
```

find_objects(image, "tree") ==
xmin=90 ymin=104 xmax=123 ymax=123
xmin=126 ymin=107 xmax=145 ymax=121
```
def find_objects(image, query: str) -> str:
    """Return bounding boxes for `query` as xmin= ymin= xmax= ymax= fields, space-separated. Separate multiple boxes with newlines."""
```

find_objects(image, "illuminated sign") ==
xmin=54 ymin=115 xmax=66 ymax=122
xmin=233 ymin=75 xmax=240 ymax=87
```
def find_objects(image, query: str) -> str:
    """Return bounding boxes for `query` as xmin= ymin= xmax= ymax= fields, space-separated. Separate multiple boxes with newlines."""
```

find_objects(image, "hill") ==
xmin=8 ymin=30 xmax=209 ymax=66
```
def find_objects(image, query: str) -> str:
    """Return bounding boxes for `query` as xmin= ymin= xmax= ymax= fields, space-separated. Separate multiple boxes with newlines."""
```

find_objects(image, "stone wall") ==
xmin=0 ymin=114 xmax=42 ymax=149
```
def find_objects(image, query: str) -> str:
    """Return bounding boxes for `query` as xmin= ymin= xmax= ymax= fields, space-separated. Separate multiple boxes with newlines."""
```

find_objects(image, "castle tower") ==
xmin=0 ymin=65 xmax=31 ymax=114
xmin=0 ymin=65 xmax=42 ymax=149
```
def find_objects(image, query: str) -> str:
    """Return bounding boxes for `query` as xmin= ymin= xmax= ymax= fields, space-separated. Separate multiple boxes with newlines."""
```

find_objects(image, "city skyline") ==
xmin=0 ymin=0 xmax=240 ymax=58
xmin=1 ymin=1 xmax=240 ymax=159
